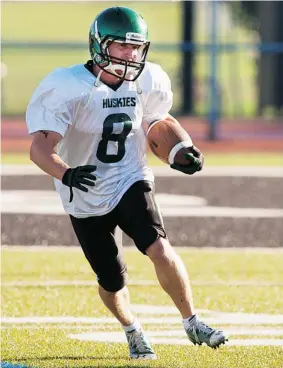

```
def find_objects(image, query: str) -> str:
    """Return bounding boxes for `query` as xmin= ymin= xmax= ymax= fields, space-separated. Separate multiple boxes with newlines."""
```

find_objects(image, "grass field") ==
xmin=2 ymin=247 xmax=283 ymax=368
xmin=2 ymin=152 xmax=283 ymax=166
xmin=2 ymin=2 xmax=257 ymax=116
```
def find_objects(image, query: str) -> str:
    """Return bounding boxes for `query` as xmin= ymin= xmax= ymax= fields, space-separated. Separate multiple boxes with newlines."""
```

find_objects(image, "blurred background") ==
xmin=2 ymin=4 xmax=283 ymax=364
xmin=1 ymin=0 xmax=283 ymax=155
xmin=1 ymin=1 xmax=283 ymax=247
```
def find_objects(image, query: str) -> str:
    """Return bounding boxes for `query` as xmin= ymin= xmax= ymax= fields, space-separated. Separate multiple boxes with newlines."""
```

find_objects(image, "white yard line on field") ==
xmin=3 ymin=315 xmax=283 ymax=325
xmin=70 ymin=333 xmax=283 ymax=346
xmin=3 ymin=306 xmax=283 ymax=346
xmin=68 ymin=331 xmax=283 ymax=346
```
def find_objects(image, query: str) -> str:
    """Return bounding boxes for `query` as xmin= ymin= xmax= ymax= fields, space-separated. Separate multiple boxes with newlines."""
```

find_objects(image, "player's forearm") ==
xmin=164 ymin=114 xmax=181 ymax=126
xmin=30 ymin=143 xmax=69 ymax=181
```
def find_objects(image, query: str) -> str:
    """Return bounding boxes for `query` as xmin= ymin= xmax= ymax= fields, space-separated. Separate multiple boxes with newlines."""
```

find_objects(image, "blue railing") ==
xmin=2 ymin=40 xmax=283 ymax=53
xmin=2 ymin=40 xmax=283 ymax=139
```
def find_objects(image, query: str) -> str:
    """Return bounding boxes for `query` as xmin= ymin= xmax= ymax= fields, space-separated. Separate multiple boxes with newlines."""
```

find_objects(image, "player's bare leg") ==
xmin=98 ymin=285 xmax=157 ymax=359
xmin=146 ymin=237 xmax=195 ymax=318
xmin=146 ymin=237 xmax=228 ymax=348
xmin=98 ymin=285 xmax=134 ymax=326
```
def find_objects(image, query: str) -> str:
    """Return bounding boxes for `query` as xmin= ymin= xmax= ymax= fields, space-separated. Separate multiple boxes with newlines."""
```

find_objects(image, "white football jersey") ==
xmin=26 ymin=61 xmax=173 ymax=217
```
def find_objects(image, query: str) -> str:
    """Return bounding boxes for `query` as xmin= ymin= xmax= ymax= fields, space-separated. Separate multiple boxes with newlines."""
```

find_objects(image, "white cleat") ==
xmin=126 ymin=329 xmax=157 ymax=360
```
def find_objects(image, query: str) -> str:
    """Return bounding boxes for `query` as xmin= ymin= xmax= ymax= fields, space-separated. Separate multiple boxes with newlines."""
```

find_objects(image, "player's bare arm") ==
xmin=147 ymin=114 xmax=204 ymax=175
xmin=163 ymin=114 xmax=180 ymax=125
xmin=30 ymin=130 xmax=69 ymax=180
xmin=164 ymin=114 xmax=204 ymax=172
xmin=30 ymin=130 xmax=97 ymax=202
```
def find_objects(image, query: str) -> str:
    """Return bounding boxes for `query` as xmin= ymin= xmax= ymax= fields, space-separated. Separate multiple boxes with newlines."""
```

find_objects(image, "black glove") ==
xmin=170 ymin=145 xmax=204 ymax=175
xmin=62 ymin=165 xmax=97 ymax=202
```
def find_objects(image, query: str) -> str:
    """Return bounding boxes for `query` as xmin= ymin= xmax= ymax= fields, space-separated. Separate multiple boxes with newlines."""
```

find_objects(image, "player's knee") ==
xmin=98 ymin=269 xmax=128 ymax=292
xmin=146 ymin=236 xmax=171 ymax=261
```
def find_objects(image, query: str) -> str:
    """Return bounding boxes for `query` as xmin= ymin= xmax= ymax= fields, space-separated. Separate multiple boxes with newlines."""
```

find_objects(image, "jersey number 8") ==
xmin=96 ymin=113 xmax=132 ymax=163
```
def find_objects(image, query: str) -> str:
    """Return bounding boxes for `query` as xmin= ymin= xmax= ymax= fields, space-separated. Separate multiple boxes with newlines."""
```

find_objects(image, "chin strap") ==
xmin=85 ymin=69 xmax=103 ymax=108
xmin=103 ymin=62 xmax=143 ymax=93
xmin=87 ymin=62 xmax=142 ymax=105
xmin=135 ymin=79 xmax=142 ymax=94
xmin=94 ymin=69 xmax=103 ymax=87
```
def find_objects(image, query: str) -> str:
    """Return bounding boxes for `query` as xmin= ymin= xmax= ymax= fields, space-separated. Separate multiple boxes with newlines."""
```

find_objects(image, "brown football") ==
xmin=147 ymin=119 xmax=194 ymax=165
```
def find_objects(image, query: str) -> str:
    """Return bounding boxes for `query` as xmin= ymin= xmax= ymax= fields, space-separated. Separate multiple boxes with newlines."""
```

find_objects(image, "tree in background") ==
xmin=230 ymin=1 xmax=283 ymax=116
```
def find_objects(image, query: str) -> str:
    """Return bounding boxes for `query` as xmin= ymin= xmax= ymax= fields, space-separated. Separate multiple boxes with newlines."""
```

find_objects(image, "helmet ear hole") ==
xmin=101 ymin=39 xmax=110 ymax=52
xmin=89 ymin=38 xmax=95 ymax=60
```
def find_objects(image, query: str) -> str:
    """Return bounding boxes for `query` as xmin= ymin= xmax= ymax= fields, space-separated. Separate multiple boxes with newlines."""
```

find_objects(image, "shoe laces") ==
xmin=190 ymin=321 xmax=214 ymax=344
xmin=196 ymin=321 xmax=214 ymax=336
xmin=128 ymin=330 xmax=151 ymax=353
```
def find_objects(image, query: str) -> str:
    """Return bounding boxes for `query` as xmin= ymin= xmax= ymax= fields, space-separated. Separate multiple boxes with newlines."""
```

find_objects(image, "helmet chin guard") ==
xmin=93 ymin=38 xmax=150 ymax=81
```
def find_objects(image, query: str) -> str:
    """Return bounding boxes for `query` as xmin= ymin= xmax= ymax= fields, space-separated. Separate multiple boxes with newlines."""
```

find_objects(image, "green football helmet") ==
xmin=89 ymin=7 xmax=150 ymax=81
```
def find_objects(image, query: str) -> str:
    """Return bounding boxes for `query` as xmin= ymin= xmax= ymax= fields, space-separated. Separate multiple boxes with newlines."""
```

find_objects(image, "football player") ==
xmin=26 ymin=6 xmax=227 ymax=360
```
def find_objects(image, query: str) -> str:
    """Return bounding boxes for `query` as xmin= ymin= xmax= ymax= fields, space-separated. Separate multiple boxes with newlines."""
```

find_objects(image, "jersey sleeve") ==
xmin=26 ymin=70 xmax=74 ymax=137
xmin=142 ymin=67 xmax=173 ymax=124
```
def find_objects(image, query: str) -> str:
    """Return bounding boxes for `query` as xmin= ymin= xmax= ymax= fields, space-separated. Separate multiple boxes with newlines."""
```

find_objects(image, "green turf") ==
xmin=2 ymin=2 xmax=258 ymax=116
xmin=2 ymin=282 xmax=283 ymax=316
xmin=2 ymin=152 xmax=283 ymax=166
xmin=2 ymin=328 xmax=282 ymax=368
xmin=3 ymin=248 xmax=283 ymax=284
xmin=2 ymin=248 xmax=283 ymax=315
xmin=2 ymin=329 xmax=282 ymax=368
xmin=2 ymin=247 xmax=283 ymax=367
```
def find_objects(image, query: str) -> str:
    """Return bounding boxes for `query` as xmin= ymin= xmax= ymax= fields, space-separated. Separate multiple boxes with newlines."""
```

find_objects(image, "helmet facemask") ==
xmin=90 ymin=33 xmax=150 ymax=82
